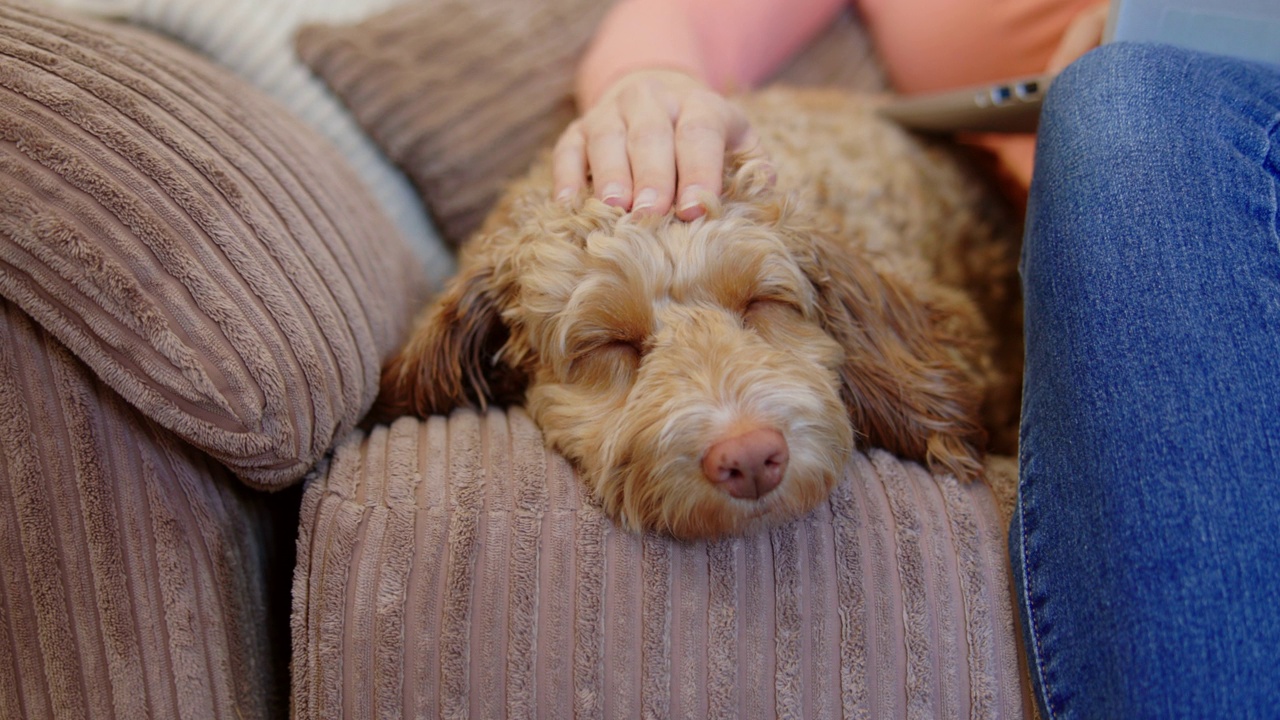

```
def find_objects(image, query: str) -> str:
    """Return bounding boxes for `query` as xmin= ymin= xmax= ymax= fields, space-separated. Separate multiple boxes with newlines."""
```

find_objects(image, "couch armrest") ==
xmin=293 ymin=409 xmax=1030 ymax=717
xmin=0 ymin=298 xmax=290 ymax=719
xmin=0 ymin=4 xmax=430 ymax=487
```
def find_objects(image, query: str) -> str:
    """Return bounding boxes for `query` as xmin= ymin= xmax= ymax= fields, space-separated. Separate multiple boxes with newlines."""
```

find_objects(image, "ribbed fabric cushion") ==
xmin=293 ymin=408 xmax=1028 ymax=718
xmin=0 ymin=3 xmax=428 ymax=487
xmin=41 ymin=0 xmax=457 ymax=286
xmin=0 ymin=298 xmax=289 ymax=720
xmin=295 ymin=0 xmax=614 ymax=245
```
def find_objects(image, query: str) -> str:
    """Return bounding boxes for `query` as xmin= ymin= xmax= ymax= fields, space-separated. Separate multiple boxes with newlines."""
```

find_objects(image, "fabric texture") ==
xmin=38 ymin=0 xmax=457 ymax=285
xmin=294 ymin=0 xmax=615 ymax=246
xmin=1014 ymin=43 xmax=1280 ymax=718
xmin=293 ymin=408 xmax=1028 ymax=718
xmin=0 ymin=298 xmax=292 ymax=720
xmin=0 ymin=2 xmax=428 ymax=488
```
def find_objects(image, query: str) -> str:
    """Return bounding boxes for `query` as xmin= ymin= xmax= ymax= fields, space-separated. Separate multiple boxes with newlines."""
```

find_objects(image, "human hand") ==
xmin=553 ymin=69 xmax=765 ymax=221
xmin=1046 ymin=2 xmax=1110 ymax=74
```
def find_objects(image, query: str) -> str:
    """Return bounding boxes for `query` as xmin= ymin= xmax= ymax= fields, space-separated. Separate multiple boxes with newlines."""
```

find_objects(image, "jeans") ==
xmin=1012 ymin=43 xmax=1280 ymax=718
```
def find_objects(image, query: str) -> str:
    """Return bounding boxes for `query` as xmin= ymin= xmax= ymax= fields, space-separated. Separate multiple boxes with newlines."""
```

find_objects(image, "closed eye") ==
xmin=567 ymin=337 xmax=645 ymax=386
xmin=743 ymin=297 xmax=804 ymax=328
xmin=598 ymin=338 xmax=645 ymax=360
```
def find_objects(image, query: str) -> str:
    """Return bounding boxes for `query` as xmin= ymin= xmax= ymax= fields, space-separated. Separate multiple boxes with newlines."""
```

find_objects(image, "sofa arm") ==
xmin=0 ymin=298 xmax=291 ymax=720
xmin=0 ymin=3 xmax=430 ymax=488
xmin=293 ymin=408 xmax=1030 ymax=718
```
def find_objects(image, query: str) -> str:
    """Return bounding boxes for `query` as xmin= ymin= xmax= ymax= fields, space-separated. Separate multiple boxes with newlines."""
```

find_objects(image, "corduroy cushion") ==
xmin=40 ymin=0 xmax=457 ymax=285
xmin=295 ymin=0 xmax=614 ymax=245
xmin=0 ymin=298 xmax=289 ymax=720
xmin=294 ymin=2 xmax=888 ymax=247
xmin=0 ymin=3 xmax=428 ymax=487
xmin=293 ymin=408 xmax=1029 ymax=718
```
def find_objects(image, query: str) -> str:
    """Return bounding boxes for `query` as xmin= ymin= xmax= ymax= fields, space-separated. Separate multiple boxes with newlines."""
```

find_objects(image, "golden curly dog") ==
xmin=376 ymin=88 xmax=1022 ymax=540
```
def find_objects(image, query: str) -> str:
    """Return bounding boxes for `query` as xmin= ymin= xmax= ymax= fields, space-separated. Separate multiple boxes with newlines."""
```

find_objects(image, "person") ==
xmin=558 ymin=1 xmax=1280 ymax=717
xmin=553 ymin=0 xmax=1104 ymax=218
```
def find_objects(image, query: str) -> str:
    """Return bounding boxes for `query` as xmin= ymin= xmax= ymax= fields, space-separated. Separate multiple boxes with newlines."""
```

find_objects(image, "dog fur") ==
xmin=376 ymin=88 xmax=1022 ymax=540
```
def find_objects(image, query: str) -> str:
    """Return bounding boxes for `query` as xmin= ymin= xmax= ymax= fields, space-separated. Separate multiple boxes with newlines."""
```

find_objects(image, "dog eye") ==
xmin=567 ymin=339 xmax=644 ymax=386
xmin=743 ymin=297 xmax=801 ymax=326
xmin=600 ymin=339 xmax=644 ymax=360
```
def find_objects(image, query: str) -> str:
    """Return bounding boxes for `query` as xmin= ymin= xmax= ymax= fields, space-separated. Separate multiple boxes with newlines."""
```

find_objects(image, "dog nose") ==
xmin=702 ymin=428 xmax=789 ymax=500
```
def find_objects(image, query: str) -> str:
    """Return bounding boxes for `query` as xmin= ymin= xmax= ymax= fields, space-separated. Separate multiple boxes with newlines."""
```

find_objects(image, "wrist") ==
xmin=593 ymin=68 xmax=708 ymax=107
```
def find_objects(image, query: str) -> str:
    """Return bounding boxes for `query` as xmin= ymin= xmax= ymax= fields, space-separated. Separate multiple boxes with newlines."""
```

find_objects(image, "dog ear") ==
xmin=789 ymin=226 xmax=989 ymax=482
xmin=372 ymin=260 xmax=527 ymax=421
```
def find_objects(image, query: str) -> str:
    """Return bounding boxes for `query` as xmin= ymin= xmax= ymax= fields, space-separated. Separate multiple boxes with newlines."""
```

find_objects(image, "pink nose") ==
xmin=702 ymin=428 xmax=789 ymax=500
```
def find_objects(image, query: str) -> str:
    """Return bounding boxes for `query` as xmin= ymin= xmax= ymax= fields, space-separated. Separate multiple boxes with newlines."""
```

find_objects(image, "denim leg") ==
xmin=1012 ymin=43 xmax=1280 ymax=719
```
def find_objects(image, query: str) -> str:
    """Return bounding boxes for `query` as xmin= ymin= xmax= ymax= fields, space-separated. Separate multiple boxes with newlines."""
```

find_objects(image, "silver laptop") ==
xmin=878 ymin=0 xmax=1280 ymax=134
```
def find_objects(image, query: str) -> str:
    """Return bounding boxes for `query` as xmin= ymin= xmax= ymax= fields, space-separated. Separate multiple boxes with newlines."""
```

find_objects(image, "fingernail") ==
xmin=601 ymin=183 xmax=625 ymax=206
xmin=677 ymin=185 xmax=704 ymax=215
xmin=555 ymin=188 xmax=574 ymax=204
xmin=632 ymin=187 xmax=658 ymax=212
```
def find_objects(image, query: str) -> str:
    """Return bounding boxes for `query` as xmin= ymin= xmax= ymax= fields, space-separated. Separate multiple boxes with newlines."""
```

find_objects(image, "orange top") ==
xmin=578 ymin=0 xmax=1102 ymax=190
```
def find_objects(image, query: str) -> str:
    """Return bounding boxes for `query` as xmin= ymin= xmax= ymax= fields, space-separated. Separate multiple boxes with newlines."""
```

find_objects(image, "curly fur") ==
xmin=376 ymin=88 xmax=1021 ymax=540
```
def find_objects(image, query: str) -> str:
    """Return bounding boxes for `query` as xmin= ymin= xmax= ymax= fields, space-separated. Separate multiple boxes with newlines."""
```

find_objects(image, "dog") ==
xmin=375 ymin=88 xmax=1022 ymax=540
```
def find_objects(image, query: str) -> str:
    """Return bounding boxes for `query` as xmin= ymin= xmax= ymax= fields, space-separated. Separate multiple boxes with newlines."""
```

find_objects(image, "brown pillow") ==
xmin=295 ymin=2 xmax=887 ymax=247
xmin=0 ymin=3 xmax=428 ymax=488
xmin=295 ymin=0 xmax=613 ymax=245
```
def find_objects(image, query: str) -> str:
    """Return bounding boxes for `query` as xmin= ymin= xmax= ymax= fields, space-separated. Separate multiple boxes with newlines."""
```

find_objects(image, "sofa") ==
xmin=0 ymin=1 xmax=1031 ymax=717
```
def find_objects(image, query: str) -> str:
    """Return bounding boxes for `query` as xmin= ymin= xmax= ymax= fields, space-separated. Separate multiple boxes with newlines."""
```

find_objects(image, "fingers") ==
xmin=673 ymin=98 xmax=765 ymax=220
xmin=671 ymin=98 xmax=725 ymax=220
xmin=551 ymin=120 xmax=588 ymax=203
xmin=620 ymin=83 xmax=677 ymax=215
xmin=552 ymin=69 xmax=768 ymax=221
xmin=584 ymin=110 xmax=634 ymax=209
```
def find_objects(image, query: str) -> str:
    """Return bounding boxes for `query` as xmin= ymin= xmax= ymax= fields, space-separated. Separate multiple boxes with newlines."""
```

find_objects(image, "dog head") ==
xmin=378 ymin=157 xmax=986 ymax=539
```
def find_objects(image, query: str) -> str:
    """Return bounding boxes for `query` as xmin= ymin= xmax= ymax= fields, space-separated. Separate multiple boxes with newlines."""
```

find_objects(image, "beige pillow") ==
xmin=295 ymin=2 xmax=887 ymax=247
xmin=0 ymin=3 xmax=428 ymax=488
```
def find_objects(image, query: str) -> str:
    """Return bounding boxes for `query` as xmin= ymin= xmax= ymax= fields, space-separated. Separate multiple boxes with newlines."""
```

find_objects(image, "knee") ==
xmin=1021 ymin=45 xmax=1207 ymax=311
xmin=1046 ymin=43 xmax=1197 ymax=117
xmin=1037 ymin=43 xmax=1198 ymax=173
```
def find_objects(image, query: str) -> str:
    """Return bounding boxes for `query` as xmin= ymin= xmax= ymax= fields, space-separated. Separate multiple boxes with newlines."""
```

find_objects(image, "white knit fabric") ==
xmin=40 ymin=0 xmax=457 ymax=290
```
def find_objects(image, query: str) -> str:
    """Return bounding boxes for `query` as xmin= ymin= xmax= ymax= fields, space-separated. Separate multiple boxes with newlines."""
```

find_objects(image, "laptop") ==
xmin=878 ymin=0 xmax=1280 ymax=134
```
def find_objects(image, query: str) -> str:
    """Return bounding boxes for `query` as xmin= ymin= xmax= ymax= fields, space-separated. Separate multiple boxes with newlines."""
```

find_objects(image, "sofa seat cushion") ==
xmin=292 ymin=408 xmax=1028 ymax=718
xmin=0 ymin=297 xmax=291 ymax=720
xmin=0 ymin=3 xmax=428 ymax=487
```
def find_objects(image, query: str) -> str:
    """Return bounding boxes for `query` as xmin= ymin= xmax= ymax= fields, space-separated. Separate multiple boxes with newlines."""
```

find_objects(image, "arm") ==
xmin=576 ymin=0 xmax=848 ymax=107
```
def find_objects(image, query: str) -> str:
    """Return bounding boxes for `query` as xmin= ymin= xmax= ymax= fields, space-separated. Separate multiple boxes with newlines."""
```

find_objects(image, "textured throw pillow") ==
xmin=295 ymin=1 xmax=888 ymax=246
xmin=295 ymin=0 xmax=614 ymax=245
xmin=0 ymin=3 xmax=428 ymax=487
xmin=38 ymin=0 xmax=457 ymax=286
xmin=293 ymin=408 xmax=1028 ymax=718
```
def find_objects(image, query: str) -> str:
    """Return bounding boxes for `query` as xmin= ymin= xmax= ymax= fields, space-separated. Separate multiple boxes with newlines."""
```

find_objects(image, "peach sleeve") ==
xmin=575 ymin=0 xmax=847 ymax=108
xmin=858 ymin=0 xmax=1103 ymax=189
xmin=577 ymin=0 xmax=1102 ymax=191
